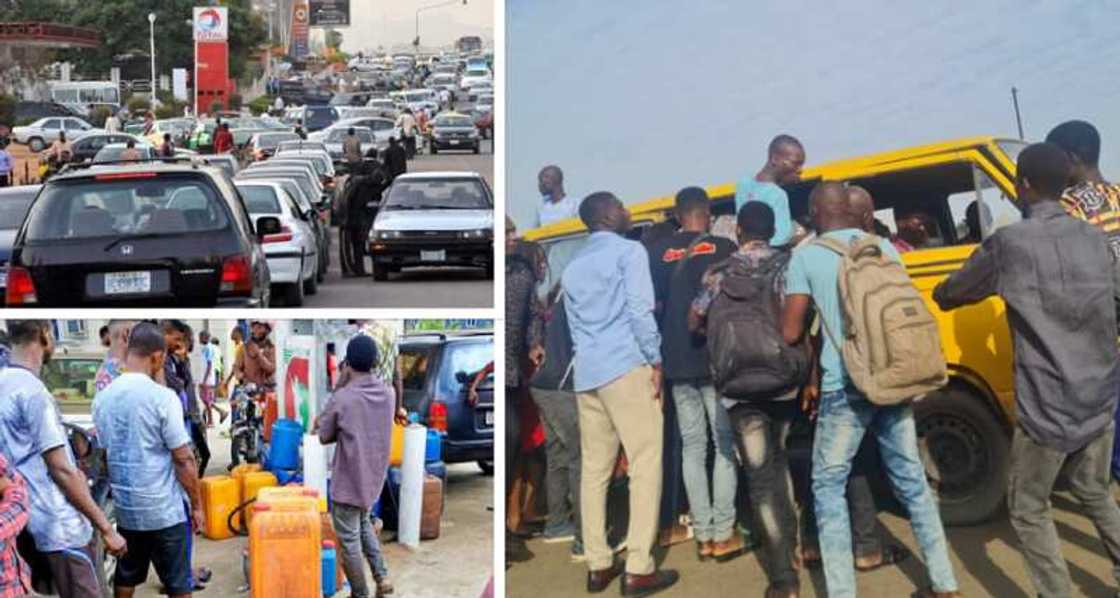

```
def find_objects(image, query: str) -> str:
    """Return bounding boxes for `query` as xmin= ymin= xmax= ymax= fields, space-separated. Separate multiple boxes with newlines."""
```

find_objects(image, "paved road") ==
xmin=507 ymin=489 xmax=1120 ymax=597
xmin=298 ymin=140 xmax=494 ymax=308
xmin=133 ymin=426 xmax=494 ymax=597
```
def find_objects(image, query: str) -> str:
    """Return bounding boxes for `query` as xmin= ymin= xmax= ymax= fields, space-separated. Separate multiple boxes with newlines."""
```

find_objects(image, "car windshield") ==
xmin=237 ymin=185 xmax=282 ymax=214
xmin=436 ymin=116 xmax=474 ymax=128
xmin=328 ymin=129 xmax=374 ymax=143
xmin=278 ymin=141 xmax=327 ymax=153
xmin=26 ymin=175 xmax=229 ymax=241
xmin=267 ymin=160 xmax=328 ymax=177
xmin=238 ymin=173 xmax=316 ymax=208
xmin=257 ymin=133 xmax=301 ymax=149
xmin=384 ymin=179 xmax=489 ymax=210
xmin=0 ymin=191 xmax=37 ymax=230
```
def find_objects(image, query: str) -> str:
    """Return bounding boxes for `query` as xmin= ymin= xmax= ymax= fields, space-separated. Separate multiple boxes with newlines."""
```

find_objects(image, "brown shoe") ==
xmin=711 ymin=534 xmax=746 ymax=562
xmin=620 ymin=569 xmax=679 ymax=597
xmin=587 ymin=560 xmax=624 ymax=593
xmin=375 ymin=576 xmax=394 ymax=596
xmin=697 ymin=540 xmax=714 ymax=561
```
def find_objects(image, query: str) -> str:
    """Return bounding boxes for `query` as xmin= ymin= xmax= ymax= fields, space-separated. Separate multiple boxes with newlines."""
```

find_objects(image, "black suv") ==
xmin=6 ymin=160 xmax=278 ymax=307
xmin=400 ymin=332 xmax=494 ymax=473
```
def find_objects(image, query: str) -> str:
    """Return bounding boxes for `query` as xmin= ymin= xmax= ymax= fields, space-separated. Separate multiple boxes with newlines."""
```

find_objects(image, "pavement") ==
xmin=128 ymin=421 xmax=494 ymax=597
xmin=506 ymin=490 xmax=1120 ymax=597
xmin=303 ymin=138 xmax=494 ymax=308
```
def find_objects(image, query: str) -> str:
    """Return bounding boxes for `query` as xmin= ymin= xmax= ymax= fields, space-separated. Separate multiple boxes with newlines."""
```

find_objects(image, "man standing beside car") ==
xmin=935 ymin=143 xmax=1120 ymax=598
xmin=0 ymin=320 xmax=126 ymax=598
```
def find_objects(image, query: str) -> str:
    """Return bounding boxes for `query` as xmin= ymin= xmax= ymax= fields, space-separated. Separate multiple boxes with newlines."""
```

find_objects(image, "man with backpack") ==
xmin=689 ymin=201 xmax=805 ymax=597
xmin=562 ymin=192 xmax=678 ymax=596
xmin=782 ymin=182 xmax=958 ymax=598
xmin=646 ymin=187 xmax=740 ymax=562
xmin=934 ymin=143 xmax=1120 ymax=598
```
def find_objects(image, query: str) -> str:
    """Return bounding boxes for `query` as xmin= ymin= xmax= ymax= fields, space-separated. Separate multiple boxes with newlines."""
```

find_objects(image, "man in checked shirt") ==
xmin=0 ymin=452 xmax=31 ymax=597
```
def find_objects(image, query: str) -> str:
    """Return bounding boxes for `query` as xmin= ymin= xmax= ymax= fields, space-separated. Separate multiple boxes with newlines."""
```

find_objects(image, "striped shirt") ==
xmin=0 ymin=454 xmax=30 ymax=598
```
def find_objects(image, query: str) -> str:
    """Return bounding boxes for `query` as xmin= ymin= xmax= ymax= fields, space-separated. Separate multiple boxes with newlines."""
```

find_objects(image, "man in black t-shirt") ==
xmin=645 ymin=187 xmax=742 ymax=561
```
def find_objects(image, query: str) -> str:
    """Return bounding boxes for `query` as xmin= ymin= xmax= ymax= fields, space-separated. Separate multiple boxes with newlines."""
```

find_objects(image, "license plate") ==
xmin=421 ymin=250 xmax=446 ymax=262
xmin=104 ymin=271 xmax=151 ymax=295
xmin=449 ymin=139 xmax=460 ymax=145
xmin=484 ymin=411 xmax=493 ymax=426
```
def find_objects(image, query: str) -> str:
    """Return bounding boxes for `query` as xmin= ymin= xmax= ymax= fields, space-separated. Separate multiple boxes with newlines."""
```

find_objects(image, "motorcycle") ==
xmin=229 ymin=383 xmax=265 ymax=468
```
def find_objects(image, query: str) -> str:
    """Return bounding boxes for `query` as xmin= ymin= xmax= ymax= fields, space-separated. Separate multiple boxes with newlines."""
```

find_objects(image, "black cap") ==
xmin=345 ymin=335 xmax=378 ymax=373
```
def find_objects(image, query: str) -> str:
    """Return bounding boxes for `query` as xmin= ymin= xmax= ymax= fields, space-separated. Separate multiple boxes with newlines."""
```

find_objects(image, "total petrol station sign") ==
xmin=291 ymin=1 xmax=310 ymax=58
xmin=193 ymin=6 xmax=228 ymax=42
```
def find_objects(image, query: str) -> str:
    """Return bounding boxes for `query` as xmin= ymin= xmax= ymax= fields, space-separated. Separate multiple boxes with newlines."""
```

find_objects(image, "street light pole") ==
xmin=414 ymin=0 xmax=467 ymax=48
xmin=148 ymin=12 xmax=157 ymax=103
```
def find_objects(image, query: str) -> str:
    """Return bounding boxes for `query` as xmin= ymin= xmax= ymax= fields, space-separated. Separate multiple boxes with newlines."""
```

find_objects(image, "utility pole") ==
xmin=1011 ymin=86 xmax=1024 ymax=140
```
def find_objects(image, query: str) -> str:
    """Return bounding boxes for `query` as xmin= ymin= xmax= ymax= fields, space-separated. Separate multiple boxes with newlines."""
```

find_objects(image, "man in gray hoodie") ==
xmin=318 ymin=335 xmax=396 ymax=597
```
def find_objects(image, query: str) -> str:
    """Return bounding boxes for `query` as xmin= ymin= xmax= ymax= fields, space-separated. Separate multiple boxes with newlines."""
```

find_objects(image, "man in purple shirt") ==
xmin=317 ymin=335 xmax=395 ymax=598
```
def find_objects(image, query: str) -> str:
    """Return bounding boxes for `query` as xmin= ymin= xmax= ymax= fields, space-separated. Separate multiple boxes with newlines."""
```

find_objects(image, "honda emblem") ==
xmin=120 ymin=244 xmax=133 ymax=256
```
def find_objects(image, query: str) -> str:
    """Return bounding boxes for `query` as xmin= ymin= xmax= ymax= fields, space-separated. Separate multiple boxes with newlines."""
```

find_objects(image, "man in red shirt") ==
xmin=213 ymin=123 xmax=234 ymax=154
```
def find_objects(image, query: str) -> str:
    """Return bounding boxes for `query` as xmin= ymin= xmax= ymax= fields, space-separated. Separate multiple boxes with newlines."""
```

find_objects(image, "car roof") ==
xmin=394 ymin=171 xmax=484 ymax=181
xmin=0 ymin=185 xmax=41 ymax=198
xmin=49 ymin=160 xmax=223 ymax=182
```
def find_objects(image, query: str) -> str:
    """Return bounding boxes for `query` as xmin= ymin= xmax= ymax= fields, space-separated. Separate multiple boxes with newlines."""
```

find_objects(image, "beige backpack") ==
xmin=813 ymin=236 xmax=947 ymax=405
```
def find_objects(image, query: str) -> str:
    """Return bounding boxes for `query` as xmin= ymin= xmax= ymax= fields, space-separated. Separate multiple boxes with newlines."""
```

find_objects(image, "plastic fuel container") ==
xmin=200 ymin=475 xmax=240 ymax=540
xmin=249 ymin=502 xmax=321 ymax=598
xmin=269 ymin=419 xmax=303 ymax=470
xmin=321 ymin=540 xmax=337 ymax=597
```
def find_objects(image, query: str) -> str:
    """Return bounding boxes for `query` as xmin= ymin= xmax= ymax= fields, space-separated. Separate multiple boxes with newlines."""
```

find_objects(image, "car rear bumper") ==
xmin=431 ymin=138 xmax=480 ymax=150
xmin=444 ymin=437 xmax=493 ymax=464
xmin=369 ymin=240 xmax=492 ymax=268
xmin=264 ymin=253 xmax=302 ymax=284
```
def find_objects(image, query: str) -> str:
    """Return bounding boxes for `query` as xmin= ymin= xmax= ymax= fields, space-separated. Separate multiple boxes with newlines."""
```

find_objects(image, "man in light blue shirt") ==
xmin=734 ymin=134 xmax=805 ymax=246
xmin=0 ymin=141 xmax=11 ymax=187
xmin=536 ymin=165 xmax=580 ymax=228
xmin=781 ymin=182 xmax=958 ymax=598
xmin=0 ymin=320 xmax=124 ymax=598
xmin=93 ymin=322 xmax=202 ymax=597
xmin=561 ymin=192 xmax=678 ymax=596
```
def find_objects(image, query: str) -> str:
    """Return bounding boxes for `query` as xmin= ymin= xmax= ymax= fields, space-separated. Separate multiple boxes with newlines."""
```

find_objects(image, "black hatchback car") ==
xmin=400 ymin=332 xmax=494 ymax=473
xmin=6 ymin=160 xmax=278 ymax=307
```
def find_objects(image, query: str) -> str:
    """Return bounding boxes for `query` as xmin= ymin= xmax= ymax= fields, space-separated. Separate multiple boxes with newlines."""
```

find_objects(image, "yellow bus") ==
xmin=524 ymin=136 xmax=1028 ymax=525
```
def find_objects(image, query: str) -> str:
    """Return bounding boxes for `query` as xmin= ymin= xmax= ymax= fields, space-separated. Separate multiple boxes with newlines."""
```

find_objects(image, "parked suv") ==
xmin=7 ymin=160 xmax=277 ymax=307
xmin=399 ymin=332 xmax=494 ymax=474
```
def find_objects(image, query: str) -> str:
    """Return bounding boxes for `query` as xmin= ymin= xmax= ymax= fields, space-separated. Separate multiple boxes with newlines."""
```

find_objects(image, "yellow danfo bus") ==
xmin=524 ymin=136 xmax=1029 ymax=526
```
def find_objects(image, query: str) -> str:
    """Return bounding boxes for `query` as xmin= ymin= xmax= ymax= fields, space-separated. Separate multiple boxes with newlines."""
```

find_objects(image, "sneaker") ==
xmin=374 ymin=576 xmax=394 ymax=596
xmin=570 ymin=539 xmax=586 ymax=563
xmin=542 ymin=522 xmax=577 ymax=544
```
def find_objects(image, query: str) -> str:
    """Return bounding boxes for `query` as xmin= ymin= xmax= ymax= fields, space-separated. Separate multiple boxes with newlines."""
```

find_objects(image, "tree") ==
xmin=325 ymin=29 xmax=343 ymax=51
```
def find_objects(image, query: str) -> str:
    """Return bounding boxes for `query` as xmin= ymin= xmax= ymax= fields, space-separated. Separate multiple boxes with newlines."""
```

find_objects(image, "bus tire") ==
xmin=913 ymin=385 xmax=1009 ymax=526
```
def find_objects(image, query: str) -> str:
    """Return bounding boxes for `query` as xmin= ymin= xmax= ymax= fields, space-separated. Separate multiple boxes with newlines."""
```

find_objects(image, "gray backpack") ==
xmin=813 ymin=236 xmax=947 ymax=405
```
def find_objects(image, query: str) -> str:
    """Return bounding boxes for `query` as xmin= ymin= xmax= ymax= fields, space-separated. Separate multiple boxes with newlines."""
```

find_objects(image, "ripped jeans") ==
xmin=726 ymin=399 xmax=799 ymax=591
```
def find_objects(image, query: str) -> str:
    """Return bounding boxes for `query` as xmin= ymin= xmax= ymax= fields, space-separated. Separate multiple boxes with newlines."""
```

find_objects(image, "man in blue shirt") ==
xmin=561 ymin=192 xmax=678 ymax=597
xmin=0 ymin=320 xmax=125 ymax=598
xmin=781 ymin=183 xmax=959 ymax=598
xmin=0 ymin=140 xmax=11 ymax=187
xmin=734 ymin=134 xmax=805 ymax=247
xmin=94 ymin=322 xmax=202 ymax=598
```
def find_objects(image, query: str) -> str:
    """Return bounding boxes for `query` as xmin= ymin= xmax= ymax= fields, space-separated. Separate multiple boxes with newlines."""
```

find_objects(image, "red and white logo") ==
xmin=194 ymin=7 xmax=228 ymax=42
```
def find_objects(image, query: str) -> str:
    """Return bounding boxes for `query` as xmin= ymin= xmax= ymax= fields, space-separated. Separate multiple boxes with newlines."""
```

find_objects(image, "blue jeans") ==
xmin=672 ymin=382 xmax=737 ymax=542
xmin=813 ymin=388 xmax=957 ymax=597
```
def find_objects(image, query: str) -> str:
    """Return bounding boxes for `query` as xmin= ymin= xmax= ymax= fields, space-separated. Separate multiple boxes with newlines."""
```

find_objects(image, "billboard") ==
xmin=309 ymin=0 xmax=350 ymax=27
xmin=290 ymin=1 xmax=310 ymax=58
xmin=193 ymin=6 xmax=228 ymax=42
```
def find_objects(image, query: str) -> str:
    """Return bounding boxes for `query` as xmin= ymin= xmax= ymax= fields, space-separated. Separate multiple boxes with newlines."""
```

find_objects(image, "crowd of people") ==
xmin=507 ymin=120 xmax=1120 ymax=597
xmin=0 ymin=317 xmax=411 ymax=597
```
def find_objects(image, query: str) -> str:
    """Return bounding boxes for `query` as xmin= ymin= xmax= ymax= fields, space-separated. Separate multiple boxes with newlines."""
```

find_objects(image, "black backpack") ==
xmin=706 ymin=251 xmax=810 ymax=401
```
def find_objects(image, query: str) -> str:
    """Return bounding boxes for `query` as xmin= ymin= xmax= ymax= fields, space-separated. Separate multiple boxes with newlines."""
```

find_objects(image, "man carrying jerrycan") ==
xmin=317 ymin=334 xmax=405 ymax=598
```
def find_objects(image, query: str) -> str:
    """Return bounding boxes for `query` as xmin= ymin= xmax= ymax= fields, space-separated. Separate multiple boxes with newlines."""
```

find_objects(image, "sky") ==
xmin=507 ymin=0 xmax=1120 ymax=228
xmin=338 ymin=0 xmax=493 ymax=52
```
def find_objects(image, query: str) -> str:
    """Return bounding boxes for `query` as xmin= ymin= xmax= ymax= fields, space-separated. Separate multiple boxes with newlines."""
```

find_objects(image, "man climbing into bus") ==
xmin=734 ymin=135 xmax=804 ymax=247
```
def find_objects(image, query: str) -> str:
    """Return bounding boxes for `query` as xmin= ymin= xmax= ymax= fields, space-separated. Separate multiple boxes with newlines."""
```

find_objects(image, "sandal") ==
xmin=855 ymin=544 xmax=910 ymax=572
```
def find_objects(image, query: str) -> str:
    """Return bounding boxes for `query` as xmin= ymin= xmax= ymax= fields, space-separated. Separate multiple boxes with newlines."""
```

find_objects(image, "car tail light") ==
xmin=429 ymin=401 xmax=448 ymax=433
xmin=94 ymin=172 xmax=158 ymax=181
xmin=5 ymin=267 xmax=36 ymax=305
xmin=263 ymin=225 xmax=293 ymax=244
xmin=220 ymin=255 xmax=253 ymax=294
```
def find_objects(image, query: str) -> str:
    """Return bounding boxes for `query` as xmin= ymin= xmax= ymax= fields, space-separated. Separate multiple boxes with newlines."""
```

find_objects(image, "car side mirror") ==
xmin=256 ymin=215 xmax=282 ymax=238
xmin=455 ymin=371 xmax=469 ymax=385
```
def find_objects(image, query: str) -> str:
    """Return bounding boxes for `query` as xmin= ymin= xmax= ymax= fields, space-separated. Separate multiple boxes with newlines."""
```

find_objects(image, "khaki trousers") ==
xmin=578 ymin=365 xmax=663 ymax=575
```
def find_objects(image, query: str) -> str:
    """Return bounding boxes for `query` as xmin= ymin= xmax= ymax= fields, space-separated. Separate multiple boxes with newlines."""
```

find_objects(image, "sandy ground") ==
xmin=125 ymin=421 xmax=494 ymax=598
xmin=7 ymin=143 xmax=40 ymax=185
xmin=507 ymin=488 xmax=1120 ymax=598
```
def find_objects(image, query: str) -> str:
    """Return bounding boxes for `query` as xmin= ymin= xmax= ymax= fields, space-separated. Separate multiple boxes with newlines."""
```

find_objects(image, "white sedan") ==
xmin=12 ymin=117 xmax=96 ymax=152
xmin=459 ymin=68 xmax=492 ymax=91
xmin=234 ymin=181 xmax=320 ymax=306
